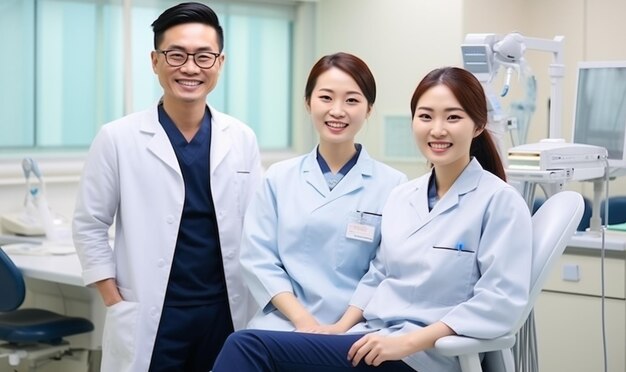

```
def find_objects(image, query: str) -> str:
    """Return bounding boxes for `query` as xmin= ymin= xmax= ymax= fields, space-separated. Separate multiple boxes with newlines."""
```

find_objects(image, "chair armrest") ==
xmin=434 ymin=334 xmax=516 ymax=356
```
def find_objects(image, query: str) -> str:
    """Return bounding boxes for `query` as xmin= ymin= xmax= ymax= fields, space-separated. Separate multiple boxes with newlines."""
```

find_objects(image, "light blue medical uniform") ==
xmin=211 ymin=158 xmax=532 ymax=372
xmin=349 ymin=158 xmax=532 ymax=372
xmin=240 ymin=146 xmax=407 ymax=330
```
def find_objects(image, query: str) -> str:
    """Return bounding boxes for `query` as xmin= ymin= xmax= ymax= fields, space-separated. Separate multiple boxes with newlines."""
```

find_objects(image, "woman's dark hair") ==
xmin=151 ymin=2 xmax=224 ymax=52
xmin=304 ymin=52 xmax=376 ymax=107
xmin=410 ymin=67 xmax=506 ymax=181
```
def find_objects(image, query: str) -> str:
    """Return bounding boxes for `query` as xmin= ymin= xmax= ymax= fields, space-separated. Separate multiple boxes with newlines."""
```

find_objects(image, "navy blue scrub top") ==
xmin=158 ymin=104 xmax=228 ymax=306
xmin=316 ymin=144 xmax=363 ymax=190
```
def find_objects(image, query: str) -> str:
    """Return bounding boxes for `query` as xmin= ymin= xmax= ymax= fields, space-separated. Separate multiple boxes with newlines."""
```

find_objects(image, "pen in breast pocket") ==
xmin=432 ymin=243 xmax=474 ymax=253
xmin=456 ymin=242 xmax=475 ymax=253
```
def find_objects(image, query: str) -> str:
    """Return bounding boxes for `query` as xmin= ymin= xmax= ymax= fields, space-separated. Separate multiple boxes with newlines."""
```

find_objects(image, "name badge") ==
xmin=346 ymin=222 xmax=375 ymax=242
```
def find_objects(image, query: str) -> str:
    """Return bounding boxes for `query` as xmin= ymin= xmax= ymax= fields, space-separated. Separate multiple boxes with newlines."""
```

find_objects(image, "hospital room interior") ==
xmin=0 ymin=0 xmax=625 ymax=371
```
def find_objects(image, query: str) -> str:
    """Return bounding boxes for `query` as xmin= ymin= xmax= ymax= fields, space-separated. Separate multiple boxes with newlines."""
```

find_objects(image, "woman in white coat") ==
xmin=239 ymin=52 xmax=407 ymax=332
xmin=213 ymin=67 xmax=533 ymax=372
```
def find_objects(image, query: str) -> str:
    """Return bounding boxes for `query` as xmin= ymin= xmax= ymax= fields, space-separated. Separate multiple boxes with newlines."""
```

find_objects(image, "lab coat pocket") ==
xmin=427 ymin=245 xmax=476 ymax=306
xmin=336 ymin=211 xmax=382 ymax=271
xmin=118 ymin=286 xmax=137 ymax=302
xmin=102 ymin=300 xmax=139 ymax=368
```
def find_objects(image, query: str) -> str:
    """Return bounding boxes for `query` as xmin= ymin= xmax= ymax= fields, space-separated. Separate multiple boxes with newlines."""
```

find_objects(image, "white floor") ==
xmin=0 ymin=351 xmax=90 ymax=372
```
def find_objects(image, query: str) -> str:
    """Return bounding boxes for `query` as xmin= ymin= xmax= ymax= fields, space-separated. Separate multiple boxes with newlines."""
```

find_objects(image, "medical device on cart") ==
xmin=507 ymin=140 xmax=607 ymax=209
xmin=0 ymin=158 xmax=66 ymax=240
xmin=461 ymin=32 xmax=611 ymax=198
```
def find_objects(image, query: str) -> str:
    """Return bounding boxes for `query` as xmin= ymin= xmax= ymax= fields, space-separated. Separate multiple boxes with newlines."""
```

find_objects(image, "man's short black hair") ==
xmin=151 ymin=2 xmax=224 ymax=51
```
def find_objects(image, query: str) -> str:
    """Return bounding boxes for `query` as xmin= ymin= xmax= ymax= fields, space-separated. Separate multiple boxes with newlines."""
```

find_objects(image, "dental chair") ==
xmin=533 ymin=195 xmax=592 ymax=231
xmin=0 ymin=246 xmax=94 ymax=371
xmin=435 ymin=190 xmax=584 ymax=372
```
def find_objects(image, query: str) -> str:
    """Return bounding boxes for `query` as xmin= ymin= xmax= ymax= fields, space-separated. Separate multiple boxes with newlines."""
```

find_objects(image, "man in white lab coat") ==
xmin=72 ymin=2 xmax=262 ymax=371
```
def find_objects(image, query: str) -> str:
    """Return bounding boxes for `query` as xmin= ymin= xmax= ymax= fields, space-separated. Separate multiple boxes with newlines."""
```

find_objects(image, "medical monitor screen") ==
xmin=572 ymin=62 xmax=626 ymax=169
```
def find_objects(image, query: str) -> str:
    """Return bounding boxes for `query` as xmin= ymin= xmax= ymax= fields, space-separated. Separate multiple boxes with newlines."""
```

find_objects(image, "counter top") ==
xmin=569 ymin=231 xmax=626 ymax=252
xmin=8 ymin=252 xmax=85 ymax=287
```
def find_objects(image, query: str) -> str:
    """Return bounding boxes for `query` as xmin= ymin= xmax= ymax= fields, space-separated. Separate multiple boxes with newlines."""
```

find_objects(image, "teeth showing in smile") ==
xmin=326 ymin=121 xmax=348 ymax=128
xmin=430 ymin=143 xmax=451 ymax=149
xmin=178 ymin=80 xmax=201 ymax=86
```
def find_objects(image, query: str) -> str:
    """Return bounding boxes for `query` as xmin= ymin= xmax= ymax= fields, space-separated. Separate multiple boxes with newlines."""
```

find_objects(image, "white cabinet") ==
xmin=534 ymin=249 xmax=626 ymax=372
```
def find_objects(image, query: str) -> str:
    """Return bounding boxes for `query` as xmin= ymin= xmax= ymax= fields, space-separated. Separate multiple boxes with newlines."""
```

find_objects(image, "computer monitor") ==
xmin=572 ymin=61 xmax=626 ymax=177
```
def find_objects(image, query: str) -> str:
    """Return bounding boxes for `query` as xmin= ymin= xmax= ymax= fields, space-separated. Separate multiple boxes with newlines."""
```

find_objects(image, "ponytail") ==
xmin=470 ymin=130 xmax=506 ymax=181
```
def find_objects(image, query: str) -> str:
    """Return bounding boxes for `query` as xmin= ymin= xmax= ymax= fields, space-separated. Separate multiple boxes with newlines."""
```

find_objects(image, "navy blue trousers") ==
xmin=148 ymin=301 xmax=234 ymax=372
xmin=212 ymin=329 xmax=416 ymax=372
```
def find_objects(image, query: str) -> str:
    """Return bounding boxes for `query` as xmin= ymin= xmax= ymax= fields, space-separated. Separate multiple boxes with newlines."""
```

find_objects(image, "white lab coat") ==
xmin=241 ymin=147 xmax=407 ymax=330
xmin=73 ymin=103 xmax=262 ymax=372
xmin=350 ymin=159 xmax=532 ymax=372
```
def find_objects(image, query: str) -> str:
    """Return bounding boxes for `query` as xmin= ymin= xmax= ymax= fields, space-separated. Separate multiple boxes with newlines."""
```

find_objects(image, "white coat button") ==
xmin=157 ymin=259 xmax=166 ymax=268
xmin=218 ymin=212 xmax=224 ymax=218
xmin=150 ymin=307 xmax=159 ymax=318
xmin=166 ymin=215 xmax=175 ymax=224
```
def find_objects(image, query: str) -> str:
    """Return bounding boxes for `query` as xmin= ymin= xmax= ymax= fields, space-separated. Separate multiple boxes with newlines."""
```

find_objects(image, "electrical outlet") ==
xmin=561 ymin=263 xmax=580 ymax=282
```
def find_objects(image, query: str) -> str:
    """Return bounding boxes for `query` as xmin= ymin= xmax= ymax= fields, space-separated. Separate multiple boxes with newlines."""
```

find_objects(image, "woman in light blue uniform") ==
xmin=240 ymin=53 xmax=407 ymax=332
xmin=214 ymin=67 xmax=533 ymax=372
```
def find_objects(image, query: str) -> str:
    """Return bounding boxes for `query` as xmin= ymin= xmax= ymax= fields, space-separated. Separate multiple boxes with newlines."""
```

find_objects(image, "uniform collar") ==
xmin=302 ymin=145 xmax=374 ymax=198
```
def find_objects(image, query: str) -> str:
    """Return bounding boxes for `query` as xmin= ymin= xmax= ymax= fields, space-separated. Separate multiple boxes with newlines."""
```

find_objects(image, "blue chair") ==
xmin=533 ymin=195 xmax=592 ymax=231
xmin=0 ymin=246 xmax=94 ymax=370
xmin=599 ymin=196 xmax=626 ymax=225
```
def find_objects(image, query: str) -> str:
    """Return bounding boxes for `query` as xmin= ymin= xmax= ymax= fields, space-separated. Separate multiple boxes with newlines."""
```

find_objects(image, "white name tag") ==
xmin=346 ymin=222 xmax=375 ymax=243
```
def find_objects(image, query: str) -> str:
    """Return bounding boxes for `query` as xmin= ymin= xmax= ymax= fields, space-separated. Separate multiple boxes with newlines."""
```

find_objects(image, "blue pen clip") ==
xmin=456 ymin=242 xmax=464 ymax=254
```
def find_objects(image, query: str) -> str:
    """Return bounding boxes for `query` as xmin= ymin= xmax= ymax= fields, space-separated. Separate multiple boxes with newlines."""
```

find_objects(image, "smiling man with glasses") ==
xmin=73 ymin=2 xmax=262 ymax=372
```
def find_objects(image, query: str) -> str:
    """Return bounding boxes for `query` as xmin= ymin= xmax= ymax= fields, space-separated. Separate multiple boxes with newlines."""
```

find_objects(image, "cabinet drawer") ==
xmin=543 ymin=253 xmax=625 ymax=299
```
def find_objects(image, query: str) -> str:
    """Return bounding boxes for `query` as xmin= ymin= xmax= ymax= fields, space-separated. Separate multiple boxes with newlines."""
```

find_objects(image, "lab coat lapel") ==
xmin=208 ymin=106 xmax=232 ymax=175
xmin=407 ymin=159 xmax=482 ymax=236
xmin=407 ymin=174 xmax=434 ymax=233
xmin=329 ymin=150 xmax=371 ymax=198
xmin=302 ymin=149 xmax=330 ymax=198
xmin=301 ymin=147 xmax=371 ymax=211
xmin=141 ymin=106 xmax=181 ymax=176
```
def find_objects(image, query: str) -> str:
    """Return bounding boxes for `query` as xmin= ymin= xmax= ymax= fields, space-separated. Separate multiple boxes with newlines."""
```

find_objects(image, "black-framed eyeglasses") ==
xmin=156 ymin=49 xmax=221 ymax=69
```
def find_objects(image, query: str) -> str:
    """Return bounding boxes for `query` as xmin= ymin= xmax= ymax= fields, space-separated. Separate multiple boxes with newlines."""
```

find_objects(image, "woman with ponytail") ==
xmin=409 ymin=66 xmax=506 ymax=181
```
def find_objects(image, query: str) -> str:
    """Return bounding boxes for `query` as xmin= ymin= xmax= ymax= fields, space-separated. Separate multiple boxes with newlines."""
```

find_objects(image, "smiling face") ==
xmin=412 ymin=84 xmax=483 ymax=176
xmin=151 ymin=22 xmax=224 ymax=109
xmin=306 ymin=67 xmax=371 ymax=148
